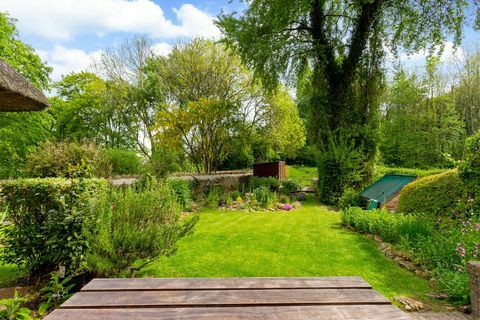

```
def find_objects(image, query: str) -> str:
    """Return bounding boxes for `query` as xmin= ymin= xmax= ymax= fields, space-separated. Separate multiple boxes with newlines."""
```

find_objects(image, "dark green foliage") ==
xmin=206 ymin=185 xmax=224 ymax=208
xmin=103 ymin=149 xmax=141 ymax=175
xmin=459 ymin=131 xmax=480 ymax=205
xmin=338 ymin=188 xmax=364 ymax=210
xmin=24 ymin=141 xmax=111 ymax=178
xmin=0 ymin=178 xmax=109 ymax=276
xmin=280 ymin=179 xmax=302 ymax=195
xmin=397 ymin=170 xmax=468 ymax=216
xmin=380 ymin=68 xmax=465 ymax=168
xmin=251 ymin=176 xmax=280 ymax=192
xmin=167 ymin=179 xmax=192 ymax=211
xmin=374 ymin=165 xmax=447 ymax=181
xmin=86 ymin=180 xmax=197 ymax=277
xmin=317 ymin=138 xmax=369 ymax=204
xmin=253 ymin=187 xmax=277 ymax=209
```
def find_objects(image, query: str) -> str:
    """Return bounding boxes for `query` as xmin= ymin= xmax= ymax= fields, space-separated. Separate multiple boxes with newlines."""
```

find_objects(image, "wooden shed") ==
xmin=253 ymin=161 xmax=286 ymax=180
xmin=0 ymin=59 xmax=49 ymax=112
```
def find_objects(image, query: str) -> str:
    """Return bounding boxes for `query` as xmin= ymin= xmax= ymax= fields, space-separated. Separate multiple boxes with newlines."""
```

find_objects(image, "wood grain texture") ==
xmin=62 ymin=288 xmax=390 ymax=308
xmin=45 ymin=305 xmax=410 ymax=320
xmin=81 ymin=277 xmax=371 ymax=291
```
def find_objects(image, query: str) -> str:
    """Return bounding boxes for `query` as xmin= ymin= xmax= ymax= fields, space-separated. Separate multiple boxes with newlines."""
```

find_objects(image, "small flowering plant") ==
xmin=454 ymin=218 xmax=480 ymax=263
xmin=283 ymin=204 xmax=293 ymax=211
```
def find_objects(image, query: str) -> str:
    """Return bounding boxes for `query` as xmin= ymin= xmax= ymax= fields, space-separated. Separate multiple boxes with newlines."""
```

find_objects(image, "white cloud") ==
xmin=0 ymin=0 xmax=220 ymax=41
xmin=151 ymin=42 xmax=173 ymax=56
xmin=37 ymin=45 xmax=102 ymax=81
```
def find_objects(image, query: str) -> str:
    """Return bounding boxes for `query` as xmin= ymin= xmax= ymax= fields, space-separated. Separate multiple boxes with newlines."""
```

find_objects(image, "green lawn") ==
xmin=285 ymin=165 xmax=317 ymax=186
xmin=140 ymin=198 xmax=433 ymax=302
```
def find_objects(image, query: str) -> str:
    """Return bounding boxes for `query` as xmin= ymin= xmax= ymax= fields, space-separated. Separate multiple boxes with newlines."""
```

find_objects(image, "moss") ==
xmin=397 ymin=169 xmax=468 ymax=215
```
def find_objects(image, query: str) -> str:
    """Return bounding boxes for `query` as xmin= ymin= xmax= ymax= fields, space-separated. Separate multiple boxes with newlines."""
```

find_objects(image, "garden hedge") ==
xmin=0 ymin=178 xmax=109 ymax=276
xmin=397 ymin=169 xmax=468 ymax=216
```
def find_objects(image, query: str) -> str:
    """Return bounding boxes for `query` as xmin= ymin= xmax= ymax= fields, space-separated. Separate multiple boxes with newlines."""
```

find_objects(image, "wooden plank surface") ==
xmin=81 ymin=277 xmax=372 ymax=291
xmin=62 ymin=288 xmax=390 ymax=308
xmin=46 ymin=305 xmax=410 ymax=320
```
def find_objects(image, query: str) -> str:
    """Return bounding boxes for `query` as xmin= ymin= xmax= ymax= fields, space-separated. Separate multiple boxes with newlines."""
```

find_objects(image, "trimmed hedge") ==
xmin=397 ymin=170 xmax=468 ymax=216
xmin=374 ymin=165 xmax=447 ymax=181
xmin=0 ymin=178 xmax=109 ymax=276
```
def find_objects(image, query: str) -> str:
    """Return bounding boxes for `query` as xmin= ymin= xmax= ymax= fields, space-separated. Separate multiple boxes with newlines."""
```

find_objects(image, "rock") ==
xmin=397 ymin=260 xmax=417 ymax=271
xmin=395 ymin=296 xmax=426 ymax=311
xmin=456 ymin=305 xmax=471 ymax=314
xmin=415 ymin=270 xmax=431 ymax=279
xmin=374 ymin=235 xmax=383 ymax=242
xmin=427 ymin=292 xmax=449 ymax=300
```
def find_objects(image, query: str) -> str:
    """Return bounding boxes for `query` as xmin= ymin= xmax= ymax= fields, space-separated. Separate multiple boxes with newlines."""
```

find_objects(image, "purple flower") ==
xmin=283 ymin=204 xmax=293 ymax=211
xmin=477 ymin=223 xmax=480 ymax=231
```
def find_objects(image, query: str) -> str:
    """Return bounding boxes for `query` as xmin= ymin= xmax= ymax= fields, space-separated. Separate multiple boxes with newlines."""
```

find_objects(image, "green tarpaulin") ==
xmin=361 ymin=174 xmax=416 ymax=206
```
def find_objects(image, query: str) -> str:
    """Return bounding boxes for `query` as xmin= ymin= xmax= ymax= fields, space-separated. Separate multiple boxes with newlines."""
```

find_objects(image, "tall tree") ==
xmin=218 ymin=1 xmax=475 ymax=203
xmin=0 ymin=12 xmax=52 ymax=178
xmin=96 ymin=35 xmax=162 ymax=158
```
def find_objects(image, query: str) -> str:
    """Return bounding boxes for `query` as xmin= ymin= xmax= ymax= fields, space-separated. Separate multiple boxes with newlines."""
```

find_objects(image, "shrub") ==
xmin=251 ymin=176 xmax=280 ymax=192
xmin=0 ymin=178 xmax=108 ymax=277
xmin=281 ymin=179 xmax=302 ymax=195
xmin=24 ymin=141 xmax=111 ymax=178
xmin=167 ymin=179 xmax=192 ymax=211
xmin=253 ymin=186 xmax=277 ymax=209
xmin=341 ymin=207 xmax=432 ymax=243
xmin=103 ymin=149 xmax=141 ymax=175
xmin=459 ymin=132 xmax=480 ymax=209
xmin=206 ymin=185 xmax=224 ymax=207
xmin=397 ymin=170 xmax=468 ymax=216
xmin=86 ymin=180 xmax=197 ymax=277
xmin=338 ymin=188 xmax=364 ymax=210
xmin=374 ymin=165 xmax=447 ymax=181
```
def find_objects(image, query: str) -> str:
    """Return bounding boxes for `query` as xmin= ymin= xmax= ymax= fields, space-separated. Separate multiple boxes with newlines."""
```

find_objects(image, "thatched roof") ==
xmin=0 ymin=59 xmax=49 ymax=112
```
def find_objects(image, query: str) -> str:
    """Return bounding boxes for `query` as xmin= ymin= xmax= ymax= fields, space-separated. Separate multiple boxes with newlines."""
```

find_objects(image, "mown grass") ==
xmin=285 ymin=165 xmax=317 ymax=186
xmin=140 ymin=197 xmax=434 ymax=302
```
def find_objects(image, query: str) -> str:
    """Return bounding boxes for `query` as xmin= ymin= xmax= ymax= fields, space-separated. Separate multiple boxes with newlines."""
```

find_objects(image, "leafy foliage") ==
xmin=0 ymin=291 xmax=37 ymax=320
xmin=0 ymin=13 xmax=53 ymax=179
xmin=103 ymin=149 xmax=141 ymax=175
xmin=342 ymin=206 xmax=480 ymax=303
xmin=24 ymin=141 xmax=111 ymax=178
xmin=397 ymin=170 xmax=468 ymax=216
xmin=459 ymin=131 xmax=480 ymax=204
xmin=250 ymin=177 xmax=280 ymax=192
xmin=380 ymin=66 xmax=465 ymax=168
xmin=38 ymin=273 xmax=74 ymax=316
xmin=167 ymin=179 xmax=193 ymax=211
xmin=0 ymin=178 xmax=108 ymax=277
xmin=280 ymin=179 xmax=302 ymax=195
xmin=253 ymin=187 xmax=277 ymax=209
xmin=218 ymin=0 xmax=473 ymax=203
xmin=86 ymin=181 xmax=197 ymax=277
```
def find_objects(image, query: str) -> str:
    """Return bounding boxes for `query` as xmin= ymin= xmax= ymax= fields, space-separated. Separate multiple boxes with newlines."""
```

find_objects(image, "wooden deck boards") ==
xmin=45 ymin=277 xmax=410 ymax=319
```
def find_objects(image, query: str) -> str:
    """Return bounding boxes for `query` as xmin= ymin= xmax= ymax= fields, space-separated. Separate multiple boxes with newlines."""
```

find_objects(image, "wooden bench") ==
xmin=45 ymin=277 xmax=410 ymax=319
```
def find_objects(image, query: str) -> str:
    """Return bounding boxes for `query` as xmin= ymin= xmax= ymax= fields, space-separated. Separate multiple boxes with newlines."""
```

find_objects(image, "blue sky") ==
xmin=0 ymin=0 xmax=479 ymax=81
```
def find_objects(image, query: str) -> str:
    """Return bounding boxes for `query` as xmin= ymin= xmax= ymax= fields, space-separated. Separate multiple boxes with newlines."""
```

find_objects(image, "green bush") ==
xmin=280 ymin=179 xmax=302 ymax=195
xmin=341 ymin=207 xmax=432 ymax=243
xmin=86 ymin=180 xmax=197 ymax=277
xmin=251 ymin=176 xmax=280 ymax=192
xmin=167 ymin=179 xmax=192 ymax=211
xmin=459 ymin=132 xmax=480 ymax=209
xmin=206 ymin=185 xmax=224 ymax=207
xmin=24 ymin=141 xmax=111 ymax=178
xmin=338 ymin=188 xmax=364 ymax=210
xmin=374 ymin=165 xmax=447 ymax=181
xmin=342 ymin=206 xmax=480 ymax=304
xmin=103 ymin=149 xmax=141 ymax=175
xmin=0 ymin=178 xmax=108 ymax=277
xmin=397 ymin=170 xmax=468 ymax=216
xmin=253 ymin=186 xmax=277 ymax=209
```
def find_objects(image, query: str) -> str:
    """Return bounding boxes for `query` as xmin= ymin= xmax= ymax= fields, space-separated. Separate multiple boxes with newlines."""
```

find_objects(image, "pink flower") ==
xmin=477 ymin=223 xmax=480 ymax=231
xmin=283 ymin=204 xmax=293 ymax=211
